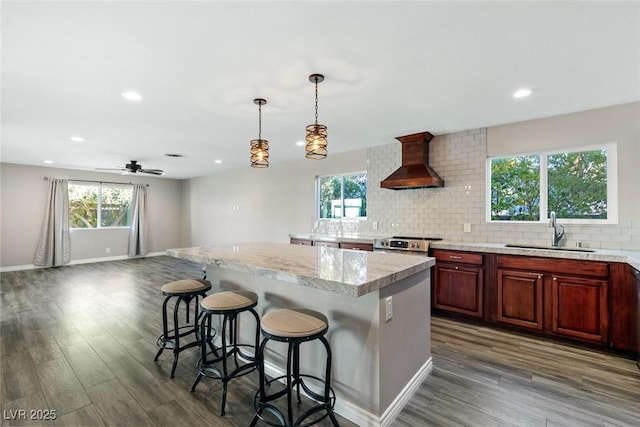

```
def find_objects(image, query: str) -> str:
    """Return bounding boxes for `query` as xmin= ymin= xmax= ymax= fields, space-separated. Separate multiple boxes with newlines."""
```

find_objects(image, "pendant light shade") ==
xmin=250 ymin=98 xmax=269 ymax=168
xmin=305 ymin=73 xmax=327 ymax=159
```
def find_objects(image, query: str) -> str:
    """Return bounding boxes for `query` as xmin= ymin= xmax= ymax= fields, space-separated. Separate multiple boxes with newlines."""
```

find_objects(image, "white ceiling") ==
xmin=2 ymin=1 xmax=639 ymax=179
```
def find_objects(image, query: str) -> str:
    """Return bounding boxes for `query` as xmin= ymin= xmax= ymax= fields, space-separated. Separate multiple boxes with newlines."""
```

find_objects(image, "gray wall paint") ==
xmin=0 ymin=163 xmax=184 ymax=267
xmin=2 ymin=102 xmax=637 ymax=267
xmin=182 ymin=150 xmax=368 ymax=246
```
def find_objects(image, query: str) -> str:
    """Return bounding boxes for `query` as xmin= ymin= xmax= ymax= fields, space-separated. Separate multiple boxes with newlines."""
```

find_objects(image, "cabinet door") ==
xmin=631 ymin=267 xmax=640 ymax=359
xmin=497 ymin=269 xmax=544 ymax=330
xmin=551 ymin=275 xmax=608 ymax=343
xmin=434 ymin=263 xmax=483 ymax=317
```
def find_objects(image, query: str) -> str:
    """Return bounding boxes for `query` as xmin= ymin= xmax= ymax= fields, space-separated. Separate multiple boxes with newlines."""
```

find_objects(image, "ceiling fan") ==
xmin=96 ymin=160 xmax=164 ymax=176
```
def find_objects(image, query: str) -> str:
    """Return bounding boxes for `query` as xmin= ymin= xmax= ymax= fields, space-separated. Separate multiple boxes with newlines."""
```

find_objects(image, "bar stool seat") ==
xmin=251 ymin=307 xmax=338 ymax=427
xmin=154 ymin=278 xmax=211 ymax=378
xmin=191 ymin=290 xmax=261 ymax=416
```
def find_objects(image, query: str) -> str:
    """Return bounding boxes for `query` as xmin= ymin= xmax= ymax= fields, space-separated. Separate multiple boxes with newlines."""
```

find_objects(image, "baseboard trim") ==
xmin=379 ymin=356 xmax=433 ymax=427
xmin=0 ymin=252 xmax=166 ymax=272
xmin=257 ymin=349 xmax=433 ymax=427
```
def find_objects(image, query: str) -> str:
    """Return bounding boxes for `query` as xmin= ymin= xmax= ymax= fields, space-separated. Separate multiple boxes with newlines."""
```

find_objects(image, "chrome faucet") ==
xmin=549 ymin=211 xmax=565 ymax=246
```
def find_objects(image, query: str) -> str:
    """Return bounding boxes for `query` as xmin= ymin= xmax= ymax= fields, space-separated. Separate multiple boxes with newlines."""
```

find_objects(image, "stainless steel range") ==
xmin=373 ymin=236 xmax=442 ymax=254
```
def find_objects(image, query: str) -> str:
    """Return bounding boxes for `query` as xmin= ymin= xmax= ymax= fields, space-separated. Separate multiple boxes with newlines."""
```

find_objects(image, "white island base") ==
xmin=168 ymin=243 xmax=434 ymax=427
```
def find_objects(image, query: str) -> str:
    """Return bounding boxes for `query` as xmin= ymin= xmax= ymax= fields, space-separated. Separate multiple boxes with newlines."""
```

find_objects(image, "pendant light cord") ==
xmin=314 ymin=78 xmax=319 ymax=126
xmin=258 ymin=102 xmax=262 ymax=140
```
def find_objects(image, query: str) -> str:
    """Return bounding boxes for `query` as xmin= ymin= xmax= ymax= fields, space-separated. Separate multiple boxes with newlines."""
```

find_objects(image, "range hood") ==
xmin=380 ymin=131 xmax=444 ymax=189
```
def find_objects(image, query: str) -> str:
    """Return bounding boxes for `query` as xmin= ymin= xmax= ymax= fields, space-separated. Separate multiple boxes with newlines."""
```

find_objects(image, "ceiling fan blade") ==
xmin=139 ymin=169 xmax=164 ymax=175
xmin=95 ymin=167 xmax=127 ymax=171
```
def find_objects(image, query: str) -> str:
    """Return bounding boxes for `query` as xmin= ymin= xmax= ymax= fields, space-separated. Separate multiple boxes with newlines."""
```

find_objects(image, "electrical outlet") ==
xmin=105 ymin=247 xmax=111 ymax=254
xmin=385 ymin=296 xmax=393 ymax=322
xmin=373 ymin=221 xmax=378 ymax=230
xmin=463 ymin=223 xmax=472 ymax=233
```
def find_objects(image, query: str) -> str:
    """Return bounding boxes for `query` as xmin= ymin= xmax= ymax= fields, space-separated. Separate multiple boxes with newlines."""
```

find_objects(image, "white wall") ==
xmin=182 ymin=150 xmax=367 ymax=246
xmin=363 ymin=102 xmax=640 ymax=250
xmin=2 ymin=102 xmax=638 ymax=268
xmin=0 ymin=163 xmax=184 ymax=268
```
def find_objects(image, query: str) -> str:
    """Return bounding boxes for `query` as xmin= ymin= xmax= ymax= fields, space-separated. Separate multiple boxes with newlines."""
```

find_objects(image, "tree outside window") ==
xmin=489 ymin=145 xmax=614 ymax=223
xmin=69 ymin=183 xmax=133 ymax=228
xmin=548 ymin=149 xmax=607 ymax=219
xmin=318 ymin=172 xmax=367 ymax=219
xmin=490 ymin=155 xmax=540 ymax=221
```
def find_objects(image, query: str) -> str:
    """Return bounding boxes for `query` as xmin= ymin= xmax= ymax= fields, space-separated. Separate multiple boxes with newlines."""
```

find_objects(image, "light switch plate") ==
xmin=464 ymin=223 xmax=472 ymax=233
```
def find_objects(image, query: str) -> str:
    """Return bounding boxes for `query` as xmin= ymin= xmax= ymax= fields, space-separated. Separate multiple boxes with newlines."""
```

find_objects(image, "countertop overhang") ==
xmin=167 ymin=242 xmax=435 ymax=297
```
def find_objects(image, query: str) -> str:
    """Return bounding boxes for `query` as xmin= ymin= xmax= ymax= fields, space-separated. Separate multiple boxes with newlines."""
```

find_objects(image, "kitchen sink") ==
xmin=504 ymin=244 xmax=595 ymax=253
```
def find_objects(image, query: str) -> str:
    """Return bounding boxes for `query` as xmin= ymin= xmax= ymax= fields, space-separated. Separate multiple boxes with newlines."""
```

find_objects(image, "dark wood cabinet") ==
xmin=550 ymin=274 xmax=608 ymax=342
xmin=496 ymin=255 xmax=609 ymax=344
xmin=433 ymin=250 xmax=484 ymax=318
xmin=290 ymin=238 xmax=312 ymax=246
xmin=339 ymin=242 xmax=373 ymax=251
xmin=289 ymin=237 xmax=373 ymax=251
xmin=631 ymin=266 xmax=640 ymax=359
xmin=432 ymin=250 xmax=635 ymax=352
xmin=497 ymin=269 xmax=543 ymax=330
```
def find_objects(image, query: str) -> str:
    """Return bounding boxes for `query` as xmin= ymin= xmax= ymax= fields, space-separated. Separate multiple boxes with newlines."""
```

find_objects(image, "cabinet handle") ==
xmin=455 ymin=266 xmax=459 ymax=270
xmin=449 ymin=255 xmax=463 ymax=259
xmin=553 ymin=276 xmax=557 ymax=281
xmin=538 ymin=275 xmax=542 ymax=279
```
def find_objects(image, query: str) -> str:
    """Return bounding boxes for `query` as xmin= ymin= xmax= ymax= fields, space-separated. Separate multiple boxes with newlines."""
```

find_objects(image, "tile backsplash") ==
xmin=319 ymin=127 xmax=640 ymax=251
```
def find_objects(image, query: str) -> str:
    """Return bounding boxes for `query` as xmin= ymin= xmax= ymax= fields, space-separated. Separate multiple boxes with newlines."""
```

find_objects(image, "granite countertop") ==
xmin=167 ymin=242 xmax=435 ymax=297
xmin=430 ymin=241 xmax=640 ymax=271
xmin=290 ymin=233 xmax=640 ymax=271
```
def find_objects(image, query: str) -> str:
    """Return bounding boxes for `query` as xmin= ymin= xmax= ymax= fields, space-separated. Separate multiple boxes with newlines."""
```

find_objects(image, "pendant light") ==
xmin=250 ymin=98 xmax=269 ymax=168
xmin=305 ymin=73 xmax=327 ymax=159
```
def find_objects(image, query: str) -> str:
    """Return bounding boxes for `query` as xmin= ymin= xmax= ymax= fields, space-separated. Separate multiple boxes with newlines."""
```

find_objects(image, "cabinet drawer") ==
xmin=497 ymin=255 xmax=609 ymax=278
xmin=340 ymin=242 xmax=373 ymax=251
xmin=433 ymin=250 xmax=483 ymax=266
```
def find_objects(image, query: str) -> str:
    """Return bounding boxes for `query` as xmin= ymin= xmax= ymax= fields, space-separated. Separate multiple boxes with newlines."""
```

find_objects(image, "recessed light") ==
xmin=296 ymin=140 xmax=305 ymax=146
xmin=214 ymin=159 xmax=222 ymax=164
xmin=69 ymin=136 xmax=85 ymax=143
xmin=121 ymin=91 xmax=142 ymax=102
xmin=513 ymin=88 xmax=533 ymax=99
xmin=44 ymin=160 xmax=54 ymax=164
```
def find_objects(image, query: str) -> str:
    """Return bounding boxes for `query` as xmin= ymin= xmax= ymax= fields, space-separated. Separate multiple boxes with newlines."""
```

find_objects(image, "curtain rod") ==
xmin=44 ymin=177 xmax=149 ymax=187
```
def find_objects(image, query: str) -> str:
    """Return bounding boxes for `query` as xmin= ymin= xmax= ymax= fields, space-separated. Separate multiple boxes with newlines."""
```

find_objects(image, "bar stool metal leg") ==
xmin=153 ymin=279 xmax=211 ymax=378
xmin=191 ymin=290 xmax=260 ymax=416
xmin=250 ymin=307 xmax=339 ymax=427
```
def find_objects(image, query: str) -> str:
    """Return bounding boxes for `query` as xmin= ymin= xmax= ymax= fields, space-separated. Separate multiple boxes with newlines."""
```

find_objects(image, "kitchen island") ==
xmin=167 ymin=242 xmax=435 ymax=427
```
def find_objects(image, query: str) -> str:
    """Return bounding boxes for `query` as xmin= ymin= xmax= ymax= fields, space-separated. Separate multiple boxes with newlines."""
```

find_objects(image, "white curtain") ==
xmin=128 ymin=184 xmax=148 ymax=257
xmin=34 ymin=179 xmax=71 ymax=267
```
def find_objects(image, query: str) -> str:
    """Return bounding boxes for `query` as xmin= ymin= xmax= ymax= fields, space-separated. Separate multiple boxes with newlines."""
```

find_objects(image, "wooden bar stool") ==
xmin=191 ymin=290 xmax=261 ymax=416
xmin=250 ymin=308 xmax=339 ymax=427
xmin=154 ymin=278 xmax=211 ymax=378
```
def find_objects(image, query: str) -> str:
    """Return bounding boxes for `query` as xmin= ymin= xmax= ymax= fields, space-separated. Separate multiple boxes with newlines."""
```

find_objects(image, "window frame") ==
xmin=68 ymin=181 xmax=134 ymax=230
xmin=316 ymin=171 xmax=367 ymax=220
xmin=486 ymin=142 xmax=618 ymax=225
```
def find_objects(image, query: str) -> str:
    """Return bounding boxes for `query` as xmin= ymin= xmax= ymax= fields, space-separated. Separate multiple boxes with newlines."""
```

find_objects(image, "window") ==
xmin=488 ymin=143 xmax=617 ymax=223
xmin=317 ymin=172 xmax=367 ymax=219
xmin=68 ymin=182 xmax=133 ymax=228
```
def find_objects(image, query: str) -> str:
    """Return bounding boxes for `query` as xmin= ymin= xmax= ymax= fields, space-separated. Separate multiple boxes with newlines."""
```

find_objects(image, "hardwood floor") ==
xmin=1 ymin=256 xmax=639 ymax=426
